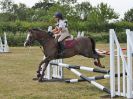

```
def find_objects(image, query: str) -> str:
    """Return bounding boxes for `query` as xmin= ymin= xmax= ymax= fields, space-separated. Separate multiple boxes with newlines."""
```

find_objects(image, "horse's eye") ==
xmin=29 ymin=36 xmax=32 ymax=38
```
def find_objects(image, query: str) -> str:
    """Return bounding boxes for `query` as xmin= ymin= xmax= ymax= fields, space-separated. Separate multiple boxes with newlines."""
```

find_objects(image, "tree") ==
xmin=31 ymin=0 xmax=55 ymax=21
xmin=88 ymin=3 xmax=119 ymax=24
xmin=0 ymin=0 xmax=13 ymax=13
xmin=75 ymin=2 xmax=92 ymax=20
xmin=0 ymin=0 xmax=16 ymax=21
xmin=57 ymin=0 xmax=77 ymax=5
xmin=0 ymin=0 xmax=32 ymax=21
xmin=32 ymin=0 xmax=54 ymax=10
xmin=11 ymin=3 xmax=29 ymax=21
xmin=97 ymin=3 xmax=119 ymax=23
xmin=124 ymin=8 xmax=133 ymax=22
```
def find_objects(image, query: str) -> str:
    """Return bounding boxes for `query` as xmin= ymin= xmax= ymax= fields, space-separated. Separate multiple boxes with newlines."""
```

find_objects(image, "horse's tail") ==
xmin=90 ymin=37 xmax=105 ymax=58
xmin=89 ymin=37 xmax=96 ymax=53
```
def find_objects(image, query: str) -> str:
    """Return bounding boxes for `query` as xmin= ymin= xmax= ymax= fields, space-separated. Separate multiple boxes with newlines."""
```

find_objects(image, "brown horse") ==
xmin=24 ymin=28 xmax=104 ymax=82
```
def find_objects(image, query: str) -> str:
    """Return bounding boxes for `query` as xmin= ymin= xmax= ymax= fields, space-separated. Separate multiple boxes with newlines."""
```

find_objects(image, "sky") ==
xmin=11 ymin=0 xmax=133 ymax=19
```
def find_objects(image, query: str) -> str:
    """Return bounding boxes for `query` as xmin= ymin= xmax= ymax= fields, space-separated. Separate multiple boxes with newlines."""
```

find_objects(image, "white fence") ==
xmin=110 ymin=29 xmax=133 ymax=98
xmin=77 ymin=31 xmax=84 ymax=37
xmin=43 ymin=58 xmax=63 ymax=80
xmin=0 ymin=32 xmax=9 ymax=53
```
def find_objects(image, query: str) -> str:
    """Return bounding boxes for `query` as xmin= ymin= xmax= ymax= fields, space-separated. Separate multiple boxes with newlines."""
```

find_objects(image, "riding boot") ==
xmin=58 ymin=42 xmax=64 ymax=56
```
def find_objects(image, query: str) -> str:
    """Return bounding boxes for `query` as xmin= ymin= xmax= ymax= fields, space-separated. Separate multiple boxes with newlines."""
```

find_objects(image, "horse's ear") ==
xmin=28 ymin=28 xmax=32 ymax=33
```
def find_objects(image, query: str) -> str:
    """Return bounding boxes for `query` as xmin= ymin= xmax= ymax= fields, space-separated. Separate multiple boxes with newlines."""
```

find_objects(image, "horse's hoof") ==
xmin=38 ymin=77 xmax=43 ymax=82
xmin=37 ymin=73 xmax=41 ymax=78
xmin=36 ymin=71 xmax=40 ymax=73
xmin=94 ymin=61 xmax=98 ymax=66
xmin=94 ymin=62 xmax=105 ymax=68
xmin=33 ymin=77 xmax=38 ymax=80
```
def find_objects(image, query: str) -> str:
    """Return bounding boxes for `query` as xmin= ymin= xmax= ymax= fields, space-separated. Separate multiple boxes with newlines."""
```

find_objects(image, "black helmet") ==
xmin=54 ymin=12 xmax=63 ymax=19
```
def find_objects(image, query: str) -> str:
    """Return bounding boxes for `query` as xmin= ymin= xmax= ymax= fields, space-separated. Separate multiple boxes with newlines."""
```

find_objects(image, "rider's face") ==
xmin=55 ymin=17 xmax=59 ymax=22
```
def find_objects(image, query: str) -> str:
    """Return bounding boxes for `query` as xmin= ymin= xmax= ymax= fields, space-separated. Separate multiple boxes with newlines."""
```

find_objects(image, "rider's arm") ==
xmin=52 ymin=27 xmax=58 ymax=33
xmin=52 ymin=20 xmax=65 ymax=34
xmin=54 ymin=28 xmax=62 ymax=34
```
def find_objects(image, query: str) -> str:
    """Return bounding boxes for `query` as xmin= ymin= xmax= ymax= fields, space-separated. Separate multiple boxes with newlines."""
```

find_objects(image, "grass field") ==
xmin=0 ymin=44 xmax=126 ymax=99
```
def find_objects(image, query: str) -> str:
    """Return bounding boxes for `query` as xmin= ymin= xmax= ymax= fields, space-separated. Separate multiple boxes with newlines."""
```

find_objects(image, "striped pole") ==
xmin=69 ymin=66 xmax=109 ymax=74
xmin=50 ymin=63 xmax=109 ymax=74
xmin=67 ymin=67 xmax=110 ymax=94
xmin=65 ymin=73 xmax=125 ymax=83
xmin=66 ymin=75 xmax=110 ymax=83
xmin=50 ymin=62 xmax=110 ymax=94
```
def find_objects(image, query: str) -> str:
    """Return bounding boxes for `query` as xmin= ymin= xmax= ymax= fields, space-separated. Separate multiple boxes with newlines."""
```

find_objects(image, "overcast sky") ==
xmin=12 ymin=0 xmax=133 ymax=19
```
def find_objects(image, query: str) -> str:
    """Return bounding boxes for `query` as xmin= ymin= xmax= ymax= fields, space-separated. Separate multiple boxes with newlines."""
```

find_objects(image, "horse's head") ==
xmin=24 ymin=28 xmax=52 ymax=47
xmin=24 ymin=29 xmax=39 ymax=47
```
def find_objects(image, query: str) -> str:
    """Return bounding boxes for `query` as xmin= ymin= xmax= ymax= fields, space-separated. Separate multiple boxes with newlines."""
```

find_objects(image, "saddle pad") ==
xmin=64 ymin=39 xmax=77 ymax=49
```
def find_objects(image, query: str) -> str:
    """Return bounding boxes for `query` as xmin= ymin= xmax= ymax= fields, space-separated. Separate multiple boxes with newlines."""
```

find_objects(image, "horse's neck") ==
xmin=35 ymin=31 xmax=57 ymax=56
xmin=38 ymin=36 xmax=53 ymax=45
xmin=36 ymin=32 xmax=50 ymax=44
xmin=38 ymin=36 xmax=56 ymax=48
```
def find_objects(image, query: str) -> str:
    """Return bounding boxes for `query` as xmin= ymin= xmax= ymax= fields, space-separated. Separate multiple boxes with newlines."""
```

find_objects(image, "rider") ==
xmin=51 ymin=12 xmax=70 ymax=55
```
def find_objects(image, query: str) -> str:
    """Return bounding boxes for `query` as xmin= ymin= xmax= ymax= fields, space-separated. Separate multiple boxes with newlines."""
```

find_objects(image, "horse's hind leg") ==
xmin=82 ymin=52 xmax=105 ymax=68
xmin=93 ymin=53 xmax=105 ymax=68
xmin=89 ymin=37 xmax=105 ymax=68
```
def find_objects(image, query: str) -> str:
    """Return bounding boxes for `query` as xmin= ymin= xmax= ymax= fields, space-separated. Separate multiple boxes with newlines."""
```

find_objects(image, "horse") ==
xmin=24 ymin=28 xmax=105 ymax=82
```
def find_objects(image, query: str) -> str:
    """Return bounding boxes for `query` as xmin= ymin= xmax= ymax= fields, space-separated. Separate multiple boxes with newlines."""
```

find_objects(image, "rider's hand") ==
xmin=48 ymin=31 xmax=53 ymax=36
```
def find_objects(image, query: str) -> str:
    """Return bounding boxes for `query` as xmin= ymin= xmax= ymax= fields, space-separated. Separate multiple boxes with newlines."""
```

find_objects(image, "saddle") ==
xmin=63 ymin=38 xmax=77 ymax=49
xmin=57 ymin=37 xmax=77 ymax=57
xmin=64 ymin=38 xmax=76 ymax=49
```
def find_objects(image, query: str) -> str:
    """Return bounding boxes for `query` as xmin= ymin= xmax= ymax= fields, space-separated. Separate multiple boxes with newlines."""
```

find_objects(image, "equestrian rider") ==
xmin=51 ymin=12 xmax=70 ymax=55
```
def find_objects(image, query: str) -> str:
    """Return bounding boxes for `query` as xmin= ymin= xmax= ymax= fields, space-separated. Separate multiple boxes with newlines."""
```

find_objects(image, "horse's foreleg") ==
xmin=37 ymin=56 xmax=46 ymax=74
xmin=38 ymin=60 xmax=50 ymax=82
xmin=36 ymin=59 xmax=46 ymax=78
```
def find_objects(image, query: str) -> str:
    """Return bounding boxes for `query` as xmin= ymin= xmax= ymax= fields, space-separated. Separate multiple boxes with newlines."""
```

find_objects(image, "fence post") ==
xmin=3 ymin=32 xmax=9 ymax=52
xmin=110 ymin=29 xmax=115 ymax=97
xmin=0 ymin=37 xmax=3 ymax=52
xmin=126 ymin=29 xmax=133 ymax=98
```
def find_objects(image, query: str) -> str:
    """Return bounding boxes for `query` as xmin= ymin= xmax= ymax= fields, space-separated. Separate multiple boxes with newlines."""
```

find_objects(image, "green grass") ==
xmin=0 ymin=44 xmax=126 ymax=99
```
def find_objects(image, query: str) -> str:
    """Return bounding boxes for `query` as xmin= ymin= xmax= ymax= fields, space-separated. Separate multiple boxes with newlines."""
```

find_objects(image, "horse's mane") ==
xmin=29 ymin=28 xmax=47 ymax=33
xmin=29 ymin=28 xmax=54 ymax=38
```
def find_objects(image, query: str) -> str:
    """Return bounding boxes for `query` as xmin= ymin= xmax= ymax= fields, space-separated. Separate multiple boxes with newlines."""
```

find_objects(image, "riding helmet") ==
xmin=54 ymin=12 xmax=63 ymax=19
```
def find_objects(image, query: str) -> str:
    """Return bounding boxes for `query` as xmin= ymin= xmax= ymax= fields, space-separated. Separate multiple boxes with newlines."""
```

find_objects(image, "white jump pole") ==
xmin=81 ymin=31 xmax=84 ymax=37
xmin=0 ymin=37 xmax=3 ymax=52
xmin=110 ymin=29 xmax=133 ymax=98
xmin=110 ymin=29 xmax=115 ymax=97
xmin=126 ymin=29 xmax=133 ymax=98
xmin=77 ymin=31 xmax=81 ymax=38
xmin=3 ymin=32 xmax=9 ymax=52
xmin=65 ymin=73 xmax=124 ymax=83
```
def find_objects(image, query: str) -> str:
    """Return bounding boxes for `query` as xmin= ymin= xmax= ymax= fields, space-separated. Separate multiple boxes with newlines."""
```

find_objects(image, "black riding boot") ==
xmin=58 ymin=42 xmax=64 ymax=56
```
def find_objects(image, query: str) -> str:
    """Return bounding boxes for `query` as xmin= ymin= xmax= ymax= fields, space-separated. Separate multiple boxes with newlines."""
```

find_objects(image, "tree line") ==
xmin=0 ymin=0 xmax=133 ymax=33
